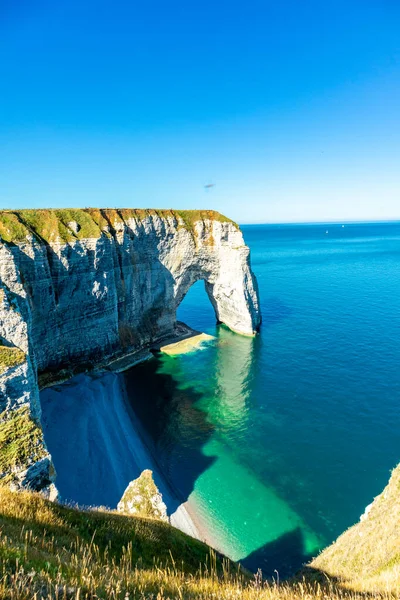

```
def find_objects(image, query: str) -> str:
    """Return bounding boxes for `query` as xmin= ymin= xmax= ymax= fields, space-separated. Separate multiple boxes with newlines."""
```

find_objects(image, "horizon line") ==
xmin=240 ymin=218 xmax=400 ymax=226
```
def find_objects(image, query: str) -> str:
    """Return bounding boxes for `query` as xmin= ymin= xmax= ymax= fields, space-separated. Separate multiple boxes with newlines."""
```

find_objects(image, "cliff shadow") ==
xmin=242 ymin=532 xmax=377 ymax=597
xmin=40 ymin=353 xmax=217 ymax=512
xmin=122 ymin=353 xmax=217 ymax=515
xmin=240 ymin=527 xmax=314 ymax=580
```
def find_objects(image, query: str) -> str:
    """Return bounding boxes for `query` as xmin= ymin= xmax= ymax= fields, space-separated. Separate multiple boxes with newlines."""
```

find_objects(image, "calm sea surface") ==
xmin=41 ymin=222 xmax=400 ymax=577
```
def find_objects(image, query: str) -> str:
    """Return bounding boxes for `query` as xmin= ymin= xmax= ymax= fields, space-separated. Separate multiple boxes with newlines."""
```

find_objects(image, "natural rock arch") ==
xmin=170 ymin=234 xmax=260 ymax=336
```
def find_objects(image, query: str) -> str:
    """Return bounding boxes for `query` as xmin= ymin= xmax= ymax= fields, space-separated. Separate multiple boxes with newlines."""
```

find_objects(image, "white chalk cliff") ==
xmin=0 ymin=209 xmax=261 ymax=491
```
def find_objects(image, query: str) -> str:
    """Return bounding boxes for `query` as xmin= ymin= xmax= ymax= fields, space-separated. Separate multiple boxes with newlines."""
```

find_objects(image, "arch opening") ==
xmin=176 ymin=279 xmax=218 ymax=334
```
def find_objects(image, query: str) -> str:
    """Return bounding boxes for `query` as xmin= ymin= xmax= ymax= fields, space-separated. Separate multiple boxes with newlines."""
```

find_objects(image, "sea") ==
xmin=40 ymin=222 xmax=400 ymax=578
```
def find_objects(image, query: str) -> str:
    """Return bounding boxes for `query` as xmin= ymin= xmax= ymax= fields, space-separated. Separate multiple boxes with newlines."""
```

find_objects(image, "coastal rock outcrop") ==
xmin=0 ymin=208 xmax=261 ymax=491
xmin=117 ymin=469 xmax=168 ymax=521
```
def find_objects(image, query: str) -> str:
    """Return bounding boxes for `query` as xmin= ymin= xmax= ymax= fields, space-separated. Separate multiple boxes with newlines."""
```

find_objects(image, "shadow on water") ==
xmin=41 ymin=325 xmax=318 ymax=579
xmin=40 ymin=361 xmax=218 ymax=514
xmin=240 ymin=528 xmax=314 ymax=580
xmin=122 ymin=354 xmax=217 ymax=515
xmin=123 ymin=326 xmax=319 ymax=579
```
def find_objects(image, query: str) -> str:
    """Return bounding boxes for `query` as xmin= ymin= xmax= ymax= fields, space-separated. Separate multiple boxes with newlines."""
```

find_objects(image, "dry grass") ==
xmin=174 ymin=209 xmax=238 ymax=236
xmin=0 ymin=485 xmax=399 ymax=599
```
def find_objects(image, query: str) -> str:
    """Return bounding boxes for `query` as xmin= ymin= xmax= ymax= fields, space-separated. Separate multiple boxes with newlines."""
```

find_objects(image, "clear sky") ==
xmin=1 ymin=1 xmax=400 ymax=223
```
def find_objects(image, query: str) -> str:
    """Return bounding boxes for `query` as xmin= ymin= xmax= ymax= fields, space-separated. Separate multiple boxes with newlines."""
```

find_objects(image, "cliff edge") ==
xmin=0 ymin=208 xmax=261 ymax=491
xmin=307 ymin=462 xmax=400 ymax=592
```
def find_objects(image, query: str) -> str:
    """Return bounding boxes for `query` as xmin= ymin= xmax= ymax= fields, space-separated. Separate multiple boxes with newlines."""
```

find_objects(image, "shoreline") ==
xmin=117 ymin=373 xmax=208 ymax=544
xmin=159 ymin=332 xmax=214 ymax=356
xmin=182 ymin=495 xmax=228 ymax=557
xmin=170 ymin=502 xmax=203 ymax=541
xmin=176 ymin=499 xmax=222 ymax=551
xmin=41 ymin=369 xmax=208 ymax=545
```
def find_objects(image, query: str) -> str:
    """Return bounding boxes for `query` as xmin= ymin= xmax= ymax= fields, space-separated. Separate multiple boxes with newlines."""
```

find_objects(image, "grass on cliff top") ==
xmin=0 ymin=407 xmax=47 ymax=483
xmin=0 ymin=480 xmax=399 ymax=599
xmin=0 ymin=209 xmax=238 ymax=244
xmin=0 ymin=344 xmax=25 ymax=375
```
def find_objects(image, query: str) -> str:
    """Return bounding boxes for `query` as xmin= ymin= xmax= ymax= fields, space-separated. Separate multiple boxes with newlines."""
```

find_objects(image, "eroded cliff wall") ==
xmin=0 ymin=208 xmax=261 ymax=491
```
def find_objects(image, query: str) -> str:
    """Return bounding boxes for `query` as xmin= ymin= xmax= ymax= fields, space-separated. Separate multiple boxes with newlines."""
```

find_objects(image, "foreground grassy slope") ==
xmin=0 ymin=484 xmax=399 ymax=599
xmin=0 ymin=209 xmax=238 ymax=244
xmin=0 ymin=486 xmax=228 ymax=599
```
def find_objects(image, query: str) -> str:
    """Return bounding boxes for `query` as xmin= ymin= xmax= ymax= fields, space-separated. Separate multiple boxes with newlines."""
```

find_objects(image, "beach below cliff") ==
xmin=40 ymin=369 xmax=207 ymax=543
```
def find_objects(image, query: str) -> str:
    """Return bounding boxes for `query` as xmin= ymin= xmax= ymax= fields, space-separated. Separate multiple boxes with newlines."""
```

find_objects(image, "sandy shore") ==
xmin=169 ymin=502 xmax=201 ymax=540
xmin=159 ymin=333 xmax=214 ymax=356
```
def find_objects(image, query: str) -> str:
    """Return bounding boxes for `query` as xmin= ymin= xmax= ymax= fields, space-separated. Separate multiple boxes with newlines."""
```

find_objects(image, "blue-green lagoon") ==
xmin=41 ymin=222 xmax=400 ymax=578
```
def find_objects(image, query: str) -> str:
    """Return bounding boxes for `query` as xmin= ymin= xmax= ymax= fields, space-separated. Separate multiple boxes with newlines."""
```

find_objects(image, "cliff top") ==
xmin=0 ymin=208 xmax=238 ymax=244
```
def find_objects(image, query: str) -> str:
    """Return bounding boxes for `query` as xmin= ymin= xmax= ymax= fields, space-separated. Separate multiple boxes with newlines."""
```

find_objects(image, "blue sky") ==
xmin=1 ymin=0 xmax=399 ymax=223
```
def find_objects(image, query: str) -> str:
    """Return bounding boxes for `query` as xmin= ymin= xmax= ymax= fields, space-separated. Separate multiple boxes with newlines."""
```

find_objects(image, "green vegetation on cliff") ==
xmin=0 ymin=208 xmax=238 ymax=244
xmin=0 ymin=344 xmax=25 ymax=374
xmin=0 ymin=407 xmax=46 ymax=483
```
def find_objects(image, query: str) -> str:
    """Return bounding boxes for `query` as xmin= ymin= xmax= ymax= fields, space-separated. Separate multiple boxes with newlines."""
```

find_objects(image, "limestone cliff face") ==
xmin=0 ymin=209 xmax=261 ymax=491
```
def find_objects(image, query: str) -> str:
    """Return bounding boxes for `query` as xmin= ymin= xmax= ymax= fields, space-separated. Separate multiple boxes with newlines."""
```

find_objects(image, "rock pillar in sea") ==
xmin=0 ymin=208 xmax=261 ymax=492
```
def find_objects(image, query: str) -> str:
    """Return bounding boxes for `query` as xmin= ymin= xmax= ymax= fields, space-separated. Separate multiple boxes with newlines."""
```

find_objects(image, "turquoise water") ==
xmin=122 ymin=222 xmax=400 ymax=577
xmin=41 ymin=222 xmax=400 ymax=578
